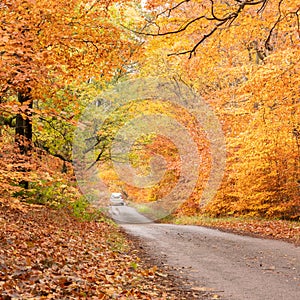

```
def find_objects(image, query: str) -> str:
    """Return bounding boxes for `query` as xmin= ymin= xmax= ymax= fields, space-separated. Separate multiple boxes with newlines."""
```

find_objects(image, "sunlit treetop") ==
xmin=0 ymin=0 xmax=133 ymax=99
xmin=138 ymin=0 xmax=300 ymax=58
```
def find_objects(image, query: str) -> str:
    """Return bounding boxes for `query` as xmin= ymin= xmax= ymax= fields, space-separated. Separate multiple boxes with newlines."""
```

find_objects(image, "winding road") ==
xmin=110 ymin=206 xmax=300 ymax=300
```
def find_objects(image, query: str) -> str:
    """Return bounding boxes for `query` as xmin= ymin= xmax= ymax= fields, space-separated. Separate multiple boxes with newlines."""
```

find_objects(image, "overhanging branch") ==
xmin=126 ymin=0 xmax=278 ymax=58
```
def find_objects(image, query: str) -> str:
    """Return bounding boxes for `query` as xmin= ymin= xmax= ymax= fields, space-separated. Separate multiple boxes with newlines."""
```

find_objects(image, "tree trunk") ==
xmin=15 ymin=92 xmax=33 ymax=189
xmin=15 ymin=92 xmax=32 ymax=149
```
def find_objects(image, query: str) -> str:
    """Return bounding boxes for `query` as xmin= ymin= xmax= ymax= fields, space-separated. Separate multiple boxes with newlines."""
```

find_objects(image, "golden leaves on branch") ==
xmin=137 ymin=0 xmax=300 ymax=219
xmin=0 ymin=0 xmax=133 ymax=99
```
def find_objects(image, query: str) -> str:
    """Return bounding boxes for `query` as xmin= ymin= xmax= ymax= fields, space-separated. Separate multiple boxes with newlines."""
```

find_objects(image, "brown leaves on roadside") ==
xmin=0 ymin=203 xmax=178 ymax=299
xmin=213 ymin=219 xmax=300 ymax=246
xmin=175 ymin=217 xmax=300 ymax=246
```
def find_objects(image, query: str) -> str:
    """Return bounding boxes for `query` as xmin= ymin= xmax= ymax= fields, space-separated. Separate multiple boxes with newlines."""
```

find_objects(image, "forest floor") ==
xmin=0 ymin=199 xmax=299 ymax=299
xmin=0 ymin=201 xmax=214 ymax=299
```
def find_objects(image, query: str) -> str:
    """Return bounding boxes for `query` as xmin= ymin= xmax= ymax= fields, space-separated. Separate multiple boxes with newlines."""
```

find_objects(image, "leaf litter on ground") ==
xmin=0 ymin=201 xmax=214 ymax=299
xmin=171 ymin=216 xmax=300 ymax=246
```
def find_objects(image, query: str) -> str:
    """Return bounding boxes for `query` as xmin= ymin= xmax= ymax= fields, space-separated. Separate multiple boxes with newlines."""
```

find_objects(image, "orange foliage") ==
xmin=135 ymin=0 xmax=300 ymax=219
xmin=0 ymin=0 xmax=132 ymax=97
xmin=0 ymin=0 xmax=135 ymax=201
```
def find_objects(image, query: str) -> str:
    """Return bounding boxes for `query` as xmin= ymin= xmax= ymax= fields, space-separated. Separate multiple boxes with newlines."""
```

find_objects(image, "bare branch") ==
xmin=168 ymin=24 xmax=220 ymax=58
xmin=87 ymin=145 xmax=106 ymax=170
xmin=126 ymin=0 xmax=295 ymax=58
xmin=121 ymin=15 xmax=211 ymax=37
xmin=296 ymin=10 xmax=300 ymax=38
xmin=265 ymin=1 xmax=300 ymax=50
xmin=210 ymin=0 xmax=229 ymax=22
xmin=157 ymin=0 xmax=191 ymax=18
xmin=133 ymin=0 xmax=271 ymax=57
xmin=257 ymin=0 xmax=269 ymax=13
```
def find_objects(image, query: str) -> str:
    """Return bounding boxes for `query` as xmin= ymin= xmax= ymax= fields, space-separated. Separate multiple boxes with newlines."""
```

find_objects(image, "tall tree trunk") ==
xmin=15 ymin=92 xmax=33 ymax=189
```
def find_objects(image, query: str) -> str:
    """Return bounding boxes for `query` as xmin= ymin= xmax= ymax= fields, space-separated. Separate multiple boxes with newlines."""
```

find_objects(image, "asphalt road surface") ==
xmin=109 ymin=205 xmax=151 ymax=223
xmin=110 ymin=206 xmax=300 ymax=300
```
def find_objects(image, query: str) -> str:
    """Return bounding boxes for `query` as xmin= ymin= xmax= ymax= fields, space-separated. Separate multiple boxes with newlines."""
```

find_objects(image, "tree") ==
xmin=128 ymin=0 xmax=300 ymax=219
xmin=0 ymin=0 xmax=134 ymax=149
xmin=139 ymin=0 xmax=299 ymax=58
xmin=0 ymin=0 xmax=137 ymax=195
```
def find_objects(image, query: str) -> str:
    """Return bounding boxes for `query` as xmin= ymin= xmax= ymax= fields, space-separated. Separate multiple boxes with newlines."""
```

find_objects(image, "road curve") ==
xmin=121 ymin=223 xmax=300 ymax=300
xmin=109 ymin=205 xmax=152 ymax=223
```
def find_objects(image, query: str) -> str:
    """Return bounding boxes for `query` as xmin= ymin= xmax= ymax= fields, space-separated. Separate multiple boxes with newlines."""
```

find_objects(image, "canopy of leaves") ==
xmin=0 ymin=0 xmax=133 ymax=98
xmin=0 ymin=0 xmax=137 ymax=201
xmin=119 ymin=0 xmax=300 ymax=219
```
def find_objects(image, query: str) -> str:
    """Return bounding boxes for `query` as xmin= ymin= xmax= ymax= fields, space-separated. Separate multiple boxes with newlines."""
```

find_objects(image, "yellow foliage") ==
xmin=135 ymin=0 xmax=300 ymax=219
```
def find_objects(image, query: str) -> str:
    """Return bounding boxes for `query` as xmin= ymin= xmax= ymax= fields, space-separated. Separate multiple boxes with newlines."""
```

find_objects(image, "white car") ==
xmin=110 ymin=193 xmax=125 ymax=206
